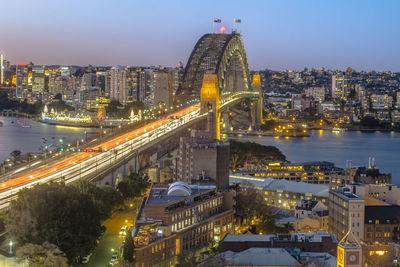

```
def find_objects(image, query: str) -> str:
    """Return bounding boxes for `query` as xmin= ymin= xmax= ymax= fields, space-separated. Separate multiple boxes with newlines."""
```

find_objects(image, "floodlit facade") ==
xmin=132 ymin=182 xmax=235 ymax=266
xmin=328 ymin=187 xmax=365 ymax=242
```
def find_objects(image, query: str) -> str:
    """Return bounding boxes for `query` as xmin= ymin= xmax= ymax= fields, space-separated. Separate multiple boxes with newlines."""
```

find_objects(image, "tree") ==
xmin=234 ymin=185 xmax=271 ymax=225
xmin=74 ymin=180 xmax=123 ymax=221
xmin=16 ymin=242 xmax=68 ymax=267
xmin=123 ymin=230 xmax=134 ymax=263
xmin=54 ymin=93 xmax=62 ymax=101
xmin=361 ymin=116 xmax=379 ymax=129
xmin=117 ymin=173 xmax=150 ymax=199
xmin=280 ymin=222 xmax=295 ymax=233
xmin=10 ymin=150 xmax=21 ymax=163
xmin=256 ymin=214 xmax=277 ymax=234
xmin=229 ymin=140 xmax=286 ymax=169
xmin=230 ymin=154 xmax=240 ymax=172
xmin=8 ymin=182 xmax=104 ymax=263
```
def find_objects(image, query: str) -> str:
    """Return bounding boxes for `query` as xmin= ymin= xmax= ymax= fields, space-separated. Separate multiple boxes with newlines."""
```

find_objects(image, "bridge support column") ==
xmin=222 ymin=110 xmax=231 ymax=132
xmin=200 ymin=71 xmax=220 ymax=140
xmin=251 ymin=73 xmax=263 ymax=127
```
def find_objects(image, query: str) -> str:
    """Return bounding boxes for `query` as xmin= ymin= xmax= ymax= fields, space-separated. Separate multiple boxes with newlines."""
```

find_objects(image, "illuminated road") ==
xmin=0 ymin=104 xmax=202 ymax=209
xmin=0 ymin=91 xmax=257 ymax=210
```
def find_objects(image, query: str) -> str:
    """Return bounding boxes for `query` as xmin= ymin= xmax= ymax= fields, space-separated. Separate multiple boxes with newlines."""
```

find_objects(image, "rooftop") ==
xmin=230 ymin=174 xmax=329 ymax=197
xmin=365 ymin=205 xmax=400 ymax=224
xmin=146 ymin=182 xmax=216 ymax=205
xmin=296 ymin=199 xmax=319 ymax=211
xmin=331 ymin=187 xmax=362 ymax=200
xmin=220 ymin=248 xmax=301 ymax=266
xmin=222 ymin=231 xmax=337 ymax=244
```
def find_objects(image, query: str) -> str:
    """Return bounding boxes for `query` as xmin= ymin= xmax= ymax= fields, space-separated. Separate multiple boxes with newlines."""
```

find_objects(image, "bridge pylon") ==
xmin=200 ymin=71 xmax=220 ymax=140
xmin=251 ymin=73 xmax=263 ymax=127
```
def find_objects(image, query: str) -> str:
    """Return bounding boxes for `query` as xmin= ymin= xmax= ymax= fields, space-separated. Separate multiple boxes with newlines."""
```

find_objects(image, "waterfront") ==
xmin=0 ymin=116 xmax=98 ymax=162
xmin=232 ymin=130 xmax=400 ymax=185
xmin=1 ymin=116 xmax=400 ymax=185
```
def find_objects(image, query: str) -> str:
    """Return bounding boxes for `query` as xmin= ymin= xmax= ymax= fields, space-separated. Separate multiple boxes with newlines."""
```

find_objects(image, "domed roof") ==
xmin=168 ymin=181 xmax=192 ymax=196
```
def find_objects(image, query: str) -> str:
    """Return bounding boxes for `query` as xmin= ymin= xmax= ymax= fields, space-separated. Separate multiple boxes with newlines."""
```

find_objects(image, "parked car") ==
xmin=119 ymin=225 xmax=128 ymax=236
xmin=81 ymin=253 xmax=92 ymax=264
xmin=110 ymin=251 xmax=118 ymax=264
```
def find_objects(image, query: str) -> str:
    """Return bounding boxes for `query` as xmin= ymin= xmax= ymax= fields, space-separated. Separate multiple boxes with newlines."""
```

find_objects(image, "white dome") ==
xmin=168 ymin=181 xmax=192 ymax=196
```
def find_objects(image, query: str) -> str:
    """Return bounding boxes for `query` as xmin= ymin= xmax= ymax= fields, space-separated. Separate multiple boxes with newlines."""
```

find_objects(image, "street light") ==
xmin=9 ymin=240 xmax=13 ymax=255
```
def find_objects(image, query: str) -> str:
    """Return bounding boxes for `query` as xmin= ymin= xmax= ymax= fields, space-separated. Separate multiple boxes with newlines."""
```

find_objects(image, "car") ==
xmin=110 ymin=251 xmax=118 ymax=263
xmin=119 ymin=225 xmax=128 ymax=236
xmin=81 ymin=253 xmax=92 ymax=264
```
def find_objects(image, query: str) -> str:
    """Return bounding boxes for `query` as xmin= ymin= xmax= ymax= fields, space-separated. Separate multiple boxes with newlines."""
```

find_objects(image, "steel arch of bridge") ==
xmin=180 ymin=33 xmax=251 ymax=99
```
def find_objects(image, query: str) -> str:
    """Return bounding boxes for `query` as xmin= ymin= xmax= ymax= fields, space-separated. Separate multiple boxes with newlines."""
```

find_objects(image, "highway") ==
xmin=0 ymin=104 xmax=202 ymax=210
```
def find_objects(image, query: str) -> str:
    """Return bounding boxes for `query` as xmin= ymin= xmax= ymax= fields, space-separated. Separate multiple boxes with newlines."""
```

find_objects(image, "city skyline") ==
xmin=2 ymin=0 xmax=400 ymax=71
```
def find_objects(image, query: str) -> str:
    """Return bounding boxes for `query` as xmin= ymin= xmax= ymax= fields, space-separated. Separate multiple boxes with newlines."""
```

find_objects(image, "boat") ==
xmin=332 ymin=127 xmax=346 ymax=132
xmin=17 ymin=117 xmax=32 ymax=128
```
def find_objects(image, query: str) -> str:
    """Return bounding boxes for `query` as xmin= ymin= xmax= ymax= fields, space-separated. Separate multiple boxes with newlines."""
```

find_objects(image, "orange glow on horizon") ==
xmin=220 ymin=26 xmax=226 ymax=33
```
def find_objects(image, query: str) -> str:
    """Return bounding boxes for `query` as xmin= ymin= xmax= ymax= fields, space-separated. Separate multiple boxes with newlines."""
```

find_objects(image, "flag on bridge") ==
xmin=213 ymin=18 xmax=221 ymax=23
xmin=234 ymin=18 xmax=241 ymax=23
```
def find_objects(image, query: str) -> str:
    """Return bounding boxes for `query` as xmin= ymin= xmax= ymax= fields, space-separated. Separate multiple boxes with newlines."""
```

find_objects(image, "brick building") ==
xmin=132 ymin=182 xmax=235 ymax=266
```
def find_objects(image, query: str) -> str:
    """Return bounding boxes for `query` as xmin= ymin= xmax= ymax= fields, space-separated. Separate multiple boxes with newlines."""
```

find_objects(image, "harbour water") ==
xmin=231 ymin=129 xmax=400 ymax=185
xmin=1 ymin=116 xmax=399 ymax=185
xmin=0 ymin=116 xmax=98 ymax=162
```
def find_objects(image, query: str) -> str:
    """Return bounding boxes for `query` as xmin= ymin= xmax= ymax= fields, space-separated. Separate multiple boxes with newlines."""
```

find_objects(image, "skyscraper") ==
xmin=32 ymin=65 xmax=45 ymax=93
xmin=16 ymin=64 xmax=29 ymax=98
xmin=153 ymin=70 xmax=173 ymax=107
xmin=0 ymin=53 xmax=4 ymax=85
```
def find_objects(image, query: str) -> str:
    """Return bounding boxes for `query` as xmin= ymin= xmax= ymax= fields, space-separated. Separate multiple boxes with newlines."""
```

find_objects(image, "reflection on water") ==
xmin=0 ymin=117 xmax=98 ymax=162
xmin=232 ymin=130 xmax=400 ymax=185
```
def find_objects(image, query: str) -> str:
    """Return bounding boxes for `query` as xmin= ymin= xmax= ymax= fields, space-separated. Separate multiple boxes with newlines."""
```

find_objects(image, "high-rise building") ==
xmin=32 ymin=65 xmax=45 ymax=93
xmin=332 ymin=75 xmax=352 ymax=99
xmin=396 ymin=91 xmax=400 ymax=107
xmin=177 ymin=130 xmax=230 ymax=191
xmin=81 ymin=73 xmax=97 ymax=91
xmin=144 ymin=69 xmax=155 ymax=105
xmin=0 ymin=53 xmax=4 ymax=85
xmin=60 ymin=66 xmax=71 ymax=77
xmin=110 ymin=67 xmax=122 ymax=103
xmin=16 ymin=64 xmax=29 ymax=98
xmin=328 ymin=187 xmax=365 ymax=242
xmin=304 ymin=87 xmax=325 ymax=102
xmin=153 ymin=70 xmax=173 ymax=107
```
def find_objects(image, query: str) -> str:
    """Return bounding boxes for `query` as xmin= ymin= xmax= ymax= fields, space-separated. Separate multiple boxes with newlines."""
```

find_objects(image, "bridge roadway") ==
xmin=0 ymin=104 xmax=202 ymax=210
xmin=0 ymin=91 xmax=258 ymax=210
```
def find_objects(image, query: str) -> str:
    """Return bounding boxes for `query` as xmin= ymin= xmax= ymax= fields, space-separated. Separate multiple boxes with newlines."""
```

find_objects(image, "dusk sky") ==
xmin=1 ymin=0 xmax=400 ymax=71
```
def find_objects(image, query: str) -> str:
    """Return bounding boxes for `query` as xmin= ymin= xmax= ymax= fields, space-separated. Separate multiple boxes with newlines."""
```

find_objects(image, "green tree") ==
xmin=117 ymin=173 xmax=150 ymax=199
xmin=229 ymin=140 xmax=286 ymax=169
xmin=280 ymin=222 xmax=295 ymax=233
xmin=8 ymin=182 xmax=104 ymax=263
xmin=234 ymin=185 xmax=271 ymax=225
xmin=74 ymin=180 xmax=123 ymax=220
xmin=16 ymin=242 xmax=68 ymax=267
xmin=123 ymin=230 xmax=134 ymax=263
xmin=256 ymin=214 xmax=277 ymax=234
xmin=54 ymin=93 xmax=62 ymax=100
xmin=361 ymin=116 xmax=380 ymax=129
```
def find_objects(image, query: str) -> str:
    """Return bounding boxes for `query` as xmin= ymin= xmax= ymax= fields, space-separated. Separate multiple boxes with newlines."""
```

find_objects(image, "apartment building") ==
xmin=328 ymin=187 xmax=365 ymax=242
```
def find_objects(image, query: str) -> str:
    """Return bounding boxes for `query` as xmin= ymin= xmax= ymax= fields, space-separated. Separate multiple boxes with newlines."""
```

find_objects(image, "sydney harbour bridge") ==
xmin=0 ymin=32 xmax=263 ymax=209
